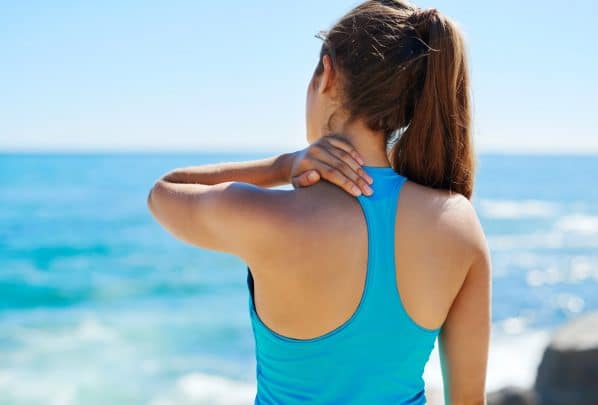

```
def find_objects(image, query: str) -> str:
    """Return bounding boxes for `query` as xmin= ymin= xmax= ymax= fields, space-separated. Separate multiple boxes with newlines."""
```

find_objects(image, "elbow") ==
xmin=449 ymin=394 xmax=487 ymax=405
xmin=147 ymin=169 xmax=188 ymax=215
xmin=147 ymin=185 xmax=154 ymax=213
xmin=455 ymin=400 xmax=486 ymax=405
xmin=446 ymin=384 xmax=488 ymax=405
xmin=147 ymin=179 xmax=168 ymax=221
xmin=145 ymin=180 xmax=201 ymax=245
xmin=146 ymin=180 xmax=180 ymax=238
xmin=147 ymin=181 xmax=158 ymax=217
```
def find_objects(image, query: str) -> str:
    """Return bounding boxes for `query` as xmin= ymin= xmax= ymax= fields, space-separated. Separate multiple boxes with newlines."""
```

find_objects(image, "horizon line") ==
xmin=1 ymin=147 xmax=598 ymax=156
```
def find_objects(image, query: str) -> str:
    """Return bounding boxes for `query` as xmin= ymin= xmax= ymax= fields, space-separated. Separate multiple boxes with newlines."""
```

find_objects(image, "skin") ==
xmin=148 ymin=54 xmax=491 ymax=405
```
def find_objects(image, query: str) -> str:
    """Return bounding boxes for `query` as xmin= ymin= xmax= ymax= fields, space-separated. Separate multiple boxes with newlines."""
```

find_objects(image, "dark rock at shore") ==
xmin=488 ymin=310 xmax=598 ymax=405
xmin=533 ymin=311 xmax=598 ymax=405
xmin=487 ymin=386 xmax=538 ymax=405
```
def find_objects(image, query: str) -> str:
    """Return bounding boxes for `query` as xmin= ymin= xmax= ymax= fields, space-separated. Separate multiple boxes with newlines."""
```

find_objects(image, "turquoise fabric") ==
xmin=246 ymin=165 xmax=441 ymax=404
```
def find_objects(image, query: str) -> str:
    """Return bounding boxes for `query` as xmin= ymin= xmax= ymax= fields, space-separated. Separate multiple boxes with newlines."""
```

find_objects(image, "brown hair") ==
xmin=314 ymin=0 xmax=475 ymax=199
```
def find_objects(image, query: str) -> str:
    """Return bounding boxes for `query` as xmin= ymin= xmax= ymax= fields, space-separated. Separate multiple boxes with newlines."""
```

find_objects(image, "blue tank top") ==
xmin=246 ymin=165 xmax=441 ymax=404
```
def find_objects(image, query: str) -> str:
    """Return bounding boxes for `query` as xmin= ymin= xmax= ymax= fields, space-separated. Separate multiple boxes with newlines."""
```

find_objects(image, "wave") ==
xmin=488 ymin=231 xmax=566 ymax=250
xmin=0 ymin=281 xmax=91 ymax=310
xmin=488 ymin=214 xmax=598 ymax=251
xmin=424 ymin=328 xmax=551 ymax=395
xmin=555 ymin=214 xmax=598 ymax=235
xmin=6 ymin=318 xmax=118 ymax=353
xmin=150 ymin=372 xmax=255 ymax=405
xmin=478 ymin=199 xmax=559 ymax=219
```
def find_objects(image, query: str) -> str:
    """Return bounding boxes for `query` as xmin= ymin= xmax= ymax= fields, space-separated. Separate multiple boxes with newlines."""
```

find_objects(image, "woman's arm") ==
xmin=439 ymin=204 xmax=492 ymax=405
xmin=147 ymin=135 xmax=374 ymax=261
xmin=161 ymin=153 xmax=294 ymax=187
xmin=147 ymin=179 xmax=287 ymax=260
xmin=160 ymin=134 xmax=374 ymax=196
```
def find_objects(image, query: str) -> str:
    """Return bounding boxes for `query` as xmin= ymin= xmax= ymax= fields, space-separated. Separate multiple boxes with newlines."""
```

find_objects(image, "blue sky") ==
xmin=1 ymin=0 xmax=597 ymax=153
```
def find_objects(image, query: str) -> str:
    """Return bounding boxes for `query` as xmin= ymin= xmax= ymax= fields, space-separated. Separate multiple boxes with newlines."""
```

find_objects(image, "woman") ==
xmin=148 ymin=1 xmax=491 ymax=404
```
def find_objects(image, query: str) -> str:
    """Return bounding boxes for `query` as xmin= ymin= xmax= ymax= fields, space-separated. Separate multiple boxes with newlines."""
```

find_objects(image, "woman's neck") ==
xmin=332 ymin=118 xmax=390 ymax=167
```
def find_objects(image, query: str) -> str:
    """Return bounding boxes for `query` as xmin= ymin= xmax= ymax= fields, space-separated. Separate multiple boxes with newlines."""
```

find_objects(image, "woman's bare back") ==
xmin=248 ymin=178 xmax=484 ymax=341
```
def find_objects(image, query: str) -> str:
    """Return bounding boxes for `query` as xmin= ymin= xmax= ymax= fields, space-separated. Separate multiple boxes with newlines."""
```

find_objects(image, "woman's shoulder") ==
xmin=401 ymin=179 xmax=487 ymax=261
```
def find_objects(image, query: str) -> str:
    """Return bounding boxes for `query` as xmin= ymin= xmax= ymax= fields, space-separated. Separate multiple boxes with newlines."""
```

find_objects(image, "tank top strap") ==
xmin=355 ymin=173 xmax=407 ymax=316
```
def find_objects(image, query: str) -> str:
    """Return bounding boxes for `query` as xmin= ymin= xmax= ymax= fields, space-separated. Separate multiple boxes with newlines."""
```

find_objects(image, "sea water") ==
xmin=1 ymin=153 xmax=597 ymax=404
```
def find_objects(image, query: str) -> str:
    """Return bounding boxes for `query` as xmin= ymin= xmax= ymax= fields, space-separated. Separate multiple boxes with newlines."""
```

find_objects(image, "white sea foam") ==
xmin=482 ymin=210 xmax=598 ymax=251
xmin=525 ymin=257 xmax=598 ymax=286
xmin=488 ymin=231 xmax=565 ymax=251
xmin=150 ymin=372 xmax=256 ymax=405
xmin=423 ymin=328 xmax=551 ymax=402
xmin=73 ymin=319 xmax=117 ymax=342
xmin=555 ymin=214 xmax=598 ymax=235
xmin=478 ymin=199 xmax=559 ymax=219
xmin=18 ymin=318 xmax=118 ymax=351
xmin=488 ymin=219 xmax=598 ymax=251
xmin=0 ymin=370 xmax=77 ymax=405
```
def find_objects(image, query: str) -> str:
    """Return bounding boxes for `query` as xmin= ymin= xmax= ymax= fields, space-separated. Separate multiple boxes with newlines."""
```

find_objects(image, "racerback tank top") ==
xmin=246 ymin=165 xmax=442 ymax=404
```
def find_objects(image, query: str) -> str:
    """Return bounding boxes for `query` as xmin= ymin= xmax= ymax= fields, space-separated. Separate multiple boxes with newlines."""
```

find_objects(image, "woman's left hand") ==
xmin=286 ymin=134 xmax=374 ymax=197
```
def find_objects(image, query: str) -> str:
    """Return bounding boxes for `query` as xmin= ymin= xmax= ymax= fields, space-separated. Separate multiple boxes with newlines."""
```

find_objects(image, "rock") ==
xmin=533 ymin=311 xmax=598 ymax=405
xmin=487 ymin=386 xmax=538 ymax=405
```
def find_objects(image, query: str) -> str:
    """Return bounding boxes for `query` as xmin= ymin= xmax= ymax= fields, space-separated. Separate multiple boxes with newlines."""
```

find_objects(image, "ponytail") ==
xmin=390 ymin=8 xmax=476 ymax=199
xmin=316 ymin=1 xmax=476 ymax=199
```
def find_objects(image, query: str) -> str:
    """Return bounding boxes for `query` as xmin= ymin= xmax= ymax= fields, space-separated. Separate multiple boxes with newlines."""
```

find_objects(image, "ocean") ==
xmin=1 ymin=152 xmax=597 ymax=404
